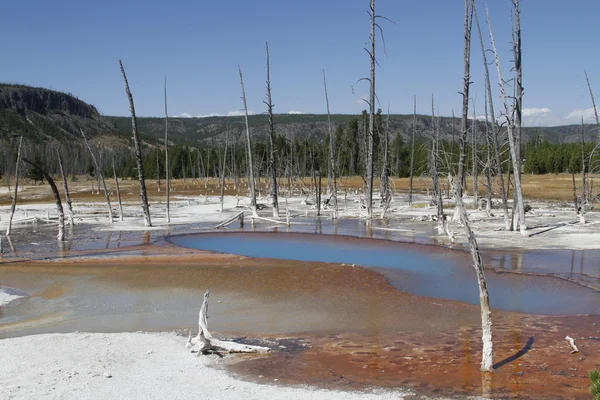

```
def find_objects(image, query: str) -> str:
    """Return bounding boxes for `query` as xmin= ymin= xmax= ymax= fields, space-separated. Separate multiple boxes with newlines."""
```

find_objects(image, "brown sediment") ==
xmin=1 ymin=244 xmax=599 ymax=399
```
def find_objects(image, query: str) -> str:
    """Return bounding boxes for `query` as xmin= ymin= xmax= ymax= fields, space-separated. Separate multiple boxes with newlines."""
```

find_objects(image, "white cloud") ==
xmin=565 ymin=107 xmax=599 ymax=122
xmin=175 ymin=111 xmax=256 ymax=118
xmin=522 ymin=107 xmax=552 ymax=117
xmin=287 ymin=110 xmax=306 ymax=115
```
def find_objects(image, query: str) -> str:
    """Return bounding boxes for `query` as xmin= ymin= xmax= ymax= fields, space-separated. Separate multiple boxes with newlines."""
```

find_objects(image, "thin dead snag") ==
xmin=486 ymin=2 xmax=526 ymax=235
xmin=512 ymin=0 xmax=524 ymax=231
xmin=57 ymin=150 xmax=74 ymax=227
xmin=238 ymin=65 xmax=258 ymax=217
xmin=380 ymin=107 xmax=392 ymax=218
xmin=408 ymin=96 xmax=416 ymax=207
xmin=454 ymin=0 xmax=474 ymax=221
xmin=220 ymin=128 xmax=228 ymax=213
xmin=450 ymin=174 xmax=493 ymax=372
xmin=323 ymin=70 xmax=338 ymax=219
xmin=472 ymin=103 xmax=479 ymax=208
xmin=6 ymin=136 xmax=23 ymax=236
xmin=111 ymin=158 xmax=124 ymax=221
xmin=430 ymin=95 xmax=446 ymax=236
xmin=366 ymin=0 xmax=376 ymax=219
xmin=474 ymin=5 xmax=509 ymax=227
xmin=580 ymin=118 xmax=588 ymax=223
xmin=187 ymin=291 xmax=270 ymax=355
xmin=22 ymin=158 xmax=65 ymax=241
xmin=264 ymin=43 xmax=280 ymax=218
xmin=81 ymin=129 xmax=113 ymax=224
xmin=119 ymin=60 xmax=152 ymax=227
xmin=164 ymin=75 xmax=170 ymax=223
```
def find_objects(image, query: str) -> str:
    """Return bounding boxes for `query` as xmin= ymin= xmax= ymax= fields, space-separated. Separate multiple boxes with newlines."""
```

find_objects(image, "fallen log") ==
xmin=214 ymin=212 xmax=244 ymax=229
xmin=186 ymin=291 xmax=270 ymax=355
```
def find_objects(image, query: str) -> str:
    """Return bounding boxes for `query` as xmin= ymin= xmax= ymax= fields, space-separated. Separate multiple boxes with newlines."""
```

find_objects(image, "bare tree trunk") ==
xmin=323 ymin=70 xmax=338 ymax=219
xmin=472 ymin=103 xmax=479 ymax=208
xmin=454 ymin=0 xmax=474 ymax=221
xmin=156 ymin=127 xmax=161 ymax=192
xmin=81 ymin=129 xmax=113 ymax=224
xmin=512 ymin=0 xmax=524 ymax=230
xmin=220 ymin=128 xmax=228 ymax=213
xmin=365 ymin=0 xmax=376 ymax=220
xmin=6 ymin=136 xmax=23 ymax=236
xmin=450 ymin=174 xmax=493 ymax=372
xmin=380 ymin=107 xmax=392 ymax=217
xmin=119 ymin=60 xmax=152 ymax=227
xmin=483 ymin=85 xmax=494 ymax=214
xmin=112 ymin=158 xmax=124 ymax=222
xmin=238 ymin=65 xmax=258 ymax=217
xmin=23 ymin=158 xmax=65 ymax=241
xmin=473 ymin=3 xmax=511 ymax=230
xmin=409 ymin=96 xmax=416 ymax=207
xmin=164 ymin=75 xmax=170 ymax=223
xmin=431 ymin=95 xmax=445 ymax=235
xmin=264 ymin=43 xmax=280 ymax=218
xmin=486 ymin=3 xmax=526 ymax=235
xmin=317 ymin=170 xmax=322 ymax=216
xmin=581 ymin=118 xmax=588 ymax=210
xmin=57 ymin=150 xmax=74 ymax=227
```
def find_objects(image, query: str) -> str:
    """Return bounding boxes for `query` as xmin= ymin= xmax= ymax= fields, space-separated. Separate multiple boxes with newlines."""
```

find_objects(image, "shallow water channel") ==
xmin=169 ymin=232 xmax=599 ymax=316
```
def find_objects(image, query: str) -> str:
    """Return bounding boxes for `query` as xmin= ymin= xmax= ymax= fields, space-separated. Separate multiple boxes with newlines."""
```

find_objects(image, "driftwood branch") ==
xmin=186 ymin=291 xmax=270 ymax=355
xmin=565 ymin=335 xmax=579 ymax=354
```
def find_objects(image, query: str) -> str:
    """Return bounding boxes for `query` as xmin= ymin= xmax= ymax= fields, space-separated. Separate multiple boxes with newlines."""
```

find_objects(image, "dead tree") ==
xmin=6 ymin=136 xmax=23 ymax=236
xmin=483 ymin=85 xmax=494 ymax=214
xmin=408 ymin=96 xmax=416 ymax=206
xmin=22 ymin=158 xmax=65 ymax=241
xmin=81 ymin=129 xmax=113 ymax=224
xmin=238 ymin=65 xmax=258 ymax=217
xmin=112 ymin=158 xmax=124 ymax=222
xmin=474 ymin=6 xmax=510 ymax=228
xmin=486 ymin=3 xmax=526 ymax=235
xmin=454 ymin=0 xmax=474 ymax=221
xmin=164 ymin=75 xmax=170 ymax=223
xmin=323 ymin=70 xmax=338 ymax=219
xmin=511 ymin=0 xmax=524 ymax=230
xmin=119 ymin=60 xmax=152 ymax=227
xmin=57 ymin=150 xmax=74 ymax=226
xmin=220 ymin=128 xmax=228 ymax=213
xmin=264 ymin=43 xmax=280 ymax=218
xmin=366 ymin=0 xmax=376 ymax=219
xmin=431 ymin=95 xmax=445 ymax=235
xmin=380 ymin=107 xmax=392 ymax=217
xmin=581 ymin=118 xmax=588 ymax=217
xmin=450 ymin=174 xmax=493 ymax=372
xmin=472 ymin=103 xmax=479 ymax=208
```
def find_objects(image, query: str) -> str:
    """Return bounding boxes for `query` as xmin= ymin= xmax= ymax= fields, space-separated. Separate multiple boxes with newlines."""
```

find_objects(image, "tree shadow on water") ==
xmin=493 ymin=336 xmax=535 ymax=370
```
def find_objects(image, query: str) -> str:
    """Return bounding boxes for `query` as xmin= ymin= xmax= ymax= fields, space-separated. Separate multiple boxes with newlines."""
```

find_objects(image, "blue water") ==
xmin=169 ymin=232 xmax=599 ymax=316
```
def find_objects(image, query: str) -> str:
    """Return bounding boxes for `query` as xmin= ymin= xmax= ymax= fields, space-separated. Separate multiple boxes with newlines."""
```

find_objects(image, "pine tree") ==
xmin=590 ymin=369 xmax=600 ymax=400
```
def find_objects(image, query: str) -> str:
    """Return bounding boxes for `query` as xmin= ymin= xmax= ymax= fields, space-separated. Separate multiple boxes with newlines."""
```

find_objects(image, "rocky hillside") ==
xmin=0 ymin=84 xmax=119 ymax=144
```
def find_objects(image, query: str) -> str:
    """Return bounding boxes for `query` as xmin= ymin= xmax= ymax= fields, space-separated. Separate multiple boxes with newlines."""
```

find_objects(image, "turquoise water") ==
xmin=169 ymin=232 xmax=600 ymax=316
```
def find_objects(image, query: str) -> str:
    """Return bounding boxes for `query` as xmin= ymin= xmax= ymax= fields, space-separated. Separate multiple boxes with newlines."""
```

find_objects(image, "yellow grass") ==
xmin=0 ymin=173 xmax=594 ymax=206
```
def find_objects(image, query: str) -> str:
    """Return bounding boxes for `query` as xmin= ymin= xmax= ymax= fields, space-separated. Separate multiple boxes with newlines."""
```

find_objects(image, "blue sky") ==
xmin=1 ymin=0 xmax=598 ymax=126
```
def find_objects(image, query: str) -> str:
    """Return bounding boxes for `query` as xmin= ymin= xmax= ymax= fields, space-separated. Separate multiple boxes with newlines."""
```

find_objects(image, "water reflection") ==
xmin=170 ymin=232 xmax=599 ymax=315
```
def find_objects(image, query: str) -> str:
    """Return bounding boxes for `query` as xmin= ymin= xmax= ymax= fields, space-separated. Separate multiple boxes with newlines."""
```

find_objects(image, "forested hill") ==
xmin=0 ymin=84 xmax=119 ymax=144
xmin=0 ymin=84 xmax=593 ymax=148
xmin=107 ymin=113 xmax=594 ymax=147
